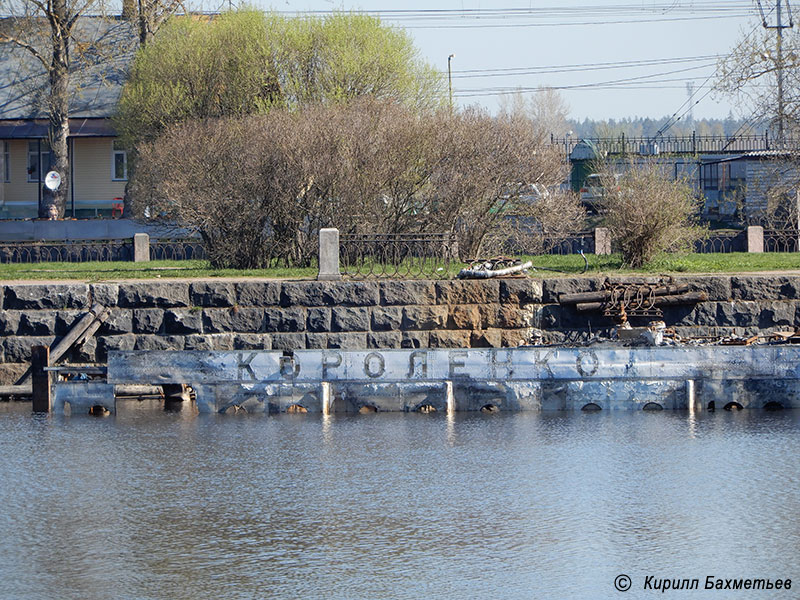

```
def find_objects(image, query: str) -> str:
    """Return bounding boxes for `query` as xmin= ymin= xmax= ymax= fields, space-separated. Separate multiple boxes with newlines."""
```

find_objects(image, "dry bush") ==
xmin=130 ymin=100 xmax=578 ymax=268
xmin=603 ymin=160 xmax=705 ymax=268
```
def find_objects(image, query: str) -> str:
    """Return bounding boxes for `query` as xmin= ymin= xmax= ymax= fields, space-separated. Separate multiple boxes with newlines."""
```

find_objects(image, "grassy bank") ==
xmin=0 ymin=252 xmax=798 ymax=281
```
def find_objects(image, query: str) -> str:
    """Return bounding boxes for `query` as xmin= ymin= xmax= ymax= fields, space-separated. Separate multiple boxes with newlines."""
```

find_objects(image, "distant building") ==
xmin=565 ymin=135 xmax=800 ymax=224
xmin=0 ymin=17 xmax=136 ymax=219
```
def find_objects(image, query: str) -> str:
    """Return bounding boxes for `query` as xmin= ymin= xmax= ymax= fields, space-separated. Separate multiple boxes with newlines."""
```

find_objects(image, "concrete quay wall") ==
xmin=2 ymin=274 xmax=800 ymax=383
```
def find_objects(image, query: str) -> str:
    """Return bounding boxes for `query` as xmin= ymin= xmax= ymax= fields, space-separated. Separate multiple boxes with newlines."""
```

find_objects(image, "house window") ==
xmin=27 ymin=141 xmax=52 ymax=183
xmin=3 ymin=142 xmax=8 ymax=182
xmin=701 ymin=163 xmax=719 ymax=191
xmin=112 ymin=140 xmax=127 ymax=181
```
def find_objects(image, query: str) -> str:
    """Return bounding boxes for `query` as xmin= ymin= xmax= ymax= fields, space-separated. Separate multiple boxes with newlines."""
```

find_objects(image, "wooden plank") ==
xmin=16 ymin=303 xmax=107 ymax=386
xmin=0 ymin=385 xmax=32 ymax=396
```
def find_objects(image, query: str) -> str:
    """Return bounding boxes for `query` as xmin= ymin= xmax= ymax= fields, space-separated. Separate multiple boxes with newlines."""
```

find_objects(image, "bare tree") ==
xmin=130 ymin=100 xmax=579 ymax=268
xmin=602 ymin=160 xmax=705 ymax=268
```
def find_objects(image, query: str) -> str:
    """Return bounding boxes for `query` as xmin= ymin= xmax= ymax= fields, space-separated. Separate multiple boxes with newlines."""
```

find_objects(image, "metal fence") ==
xmin=340 ymin=233 xmax=457 ymax=279
xmin=0 ymin=238 xmax=204 ymax=264
xmin=693 ymin=230 xmax=746 ymax=254
xmin=150 ymin=239 xmax=206 ymax=261
xmin=542 ymin=231 xmax=595 ymax=255
xmin=764 ymin=229 xmax=800 ymax=253
xmin=553 ymin=133 xmax=800 ymax=157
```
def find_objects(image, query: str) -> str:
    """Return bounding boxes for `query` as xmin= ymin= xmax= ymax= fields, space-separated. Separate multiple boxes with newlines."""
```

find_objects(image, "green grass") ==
xmin=1 ymin=252 xmax=799 ymax=281
xmin=522 ymin=252 xmax=800 ymax=275
xmin=0 ymin=260 xmax=317 ymax=281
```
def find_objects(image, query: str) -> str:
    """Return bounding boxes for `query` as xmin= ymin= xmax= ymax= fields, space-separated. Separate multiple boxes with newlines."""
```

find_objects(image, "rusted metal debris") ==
xmin=559 ymin=279 xmax=706 ymax=323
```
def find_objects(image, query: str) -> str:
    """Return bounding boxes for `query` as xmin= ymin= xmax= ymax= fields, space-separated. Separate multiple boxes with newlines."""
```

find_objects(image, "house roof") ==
xmin=0 ymin=16 xmax=137 ymax=124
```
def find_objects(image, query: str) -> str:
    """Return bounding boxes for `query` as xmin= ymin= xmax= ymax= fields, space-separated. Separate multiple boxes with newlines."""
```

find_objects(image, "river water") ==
xmin=0 ymin=401 xmax=798 ymax=600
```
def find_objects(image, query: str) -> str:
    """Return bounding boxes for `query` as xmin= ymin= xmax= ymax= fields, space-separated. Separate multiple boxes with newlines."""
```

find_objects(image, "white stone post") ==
xmin=133 ymin=233 xmax=150 ymax=262
xmin=317 ymin=228 xmax=342 ymax=281
xmin=746 ymin=226 xmax=763 ymax=253
xmin=594 ymin=227 xmax=611 ymax=255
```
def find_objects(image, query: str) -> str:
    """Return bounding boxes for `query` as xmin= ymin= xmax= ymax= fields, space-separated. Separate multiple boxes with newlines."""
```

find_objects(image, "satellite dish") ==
xmin=44 ymin=171 xmax=61 ymax=191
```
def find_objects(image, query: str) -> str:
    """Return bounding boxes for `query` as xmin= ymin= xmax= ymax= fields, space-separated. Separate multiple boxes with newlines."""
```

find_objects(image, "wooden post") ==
xmin=31 ymin=345 xmax=53 ymax=413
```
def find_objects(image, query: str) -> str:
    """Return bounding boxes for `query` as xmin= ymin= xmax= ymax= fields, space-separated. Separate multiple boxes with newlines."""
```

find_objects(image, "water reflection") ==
xmin=0 ymin=402 xmax=798 ymax=599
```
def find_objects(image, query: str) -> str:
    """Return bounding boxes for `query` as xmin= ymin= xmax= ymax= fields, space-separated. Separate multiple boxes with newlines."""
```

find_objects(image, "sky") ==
xmin=243 ymin=0 xmax=772 ymax=124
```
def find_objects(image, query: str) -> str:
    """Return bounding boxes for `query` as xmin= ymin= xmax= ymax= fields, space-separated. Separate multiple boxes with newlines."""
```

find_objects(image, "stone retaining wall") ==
xmin=2 ymin=275 xmax=800 ymax=384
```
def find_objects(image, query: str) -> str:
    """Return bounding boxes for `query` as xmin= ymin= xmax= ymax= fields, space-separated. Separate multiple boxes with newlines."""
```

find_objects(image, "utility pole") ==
xmin=757 ymin=0 xmax=794 ymax=143
xmin=448 ymin=54 xmax=455 ymax=112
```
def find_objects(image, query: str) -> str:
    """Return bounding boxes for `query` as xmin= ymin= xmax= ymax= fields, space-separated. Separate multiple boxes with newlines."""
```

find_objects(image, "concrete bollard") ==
xmin=746 ymin=226 xmax=764 ymax=253
xmin=594 ymin=227 xmax=611 ymax=255
xmin=317 ymin=228 xmax=342 ymax=281
xmin=133 ymin=233 xmax=150 ymax=262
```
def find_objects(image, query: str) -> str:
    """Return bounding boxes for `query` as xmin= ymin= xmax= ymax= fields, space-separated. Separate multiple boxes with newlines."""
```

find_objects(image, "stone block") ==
xmin=4 ymin=283 xmax=90 ymax=309
xmin=436 ymin=280 xmax=499 ymax=305
xmin=716 ymin=301 xmax=760 ymax=327
xmin=673 ymin=276 xmax=732 ymax=302
xmin=118 ymin=282 xmax=190 ymax=308
xmin=133 ymin=309 xmax=164 ymax=334
xmin=401 ymin=331 xmax=429 ymax=349
xmin=55 ymin=310 xmax=84 ymax=336
xmin=331 ymin=307 xmax=370 ymax=332
xmin=501 ymin=329 xmax=531 ymax=347
xmin=449 ymin=305 xmax=482 ymax=330
xmin=371 ymin=306 xmax=403 ymax=331
xmin=263 ymin=307 xmax=305 ymax=333
xmin=429 ymin=330 xmax=471 ymax=348
xmin=380 ymin=281 xmax=436 ymax=306
xmin=326 ymin=332 xmax=368 ymax=349
xmin=96 ymin=334 xmax=136 ymax=361
xmin=234 ymin=334 xmax=272 ymax=350
xmin=537 ymin=305 xmax=561 ymax=329
xmin=73 ymin=337 xmax=97 ymax=363
xmin=731 ymin=276 xmax=800 ymax=301
xmin=759 ymin=301 xmax=795 ymax=328
xmin=479 ymin=304 xmax=499 ymax=329
xmin=98 ymin=309 xmax=132 ymax=335
xmin=4 ymin=336 xmax=56 ymax=362
xmin=205 ymin=307 xmax=267 ymax=333
xmin=499 ymin=279 xmax=543 ymax=305
xmin=402 ymin=306 xmax=448 ymax=330
xmin=184 ymin=335 xmax=214 ymax=351
xmin=541 ymin=277 xmax=604 ymax=304
xmin=18 ymin=311 xmax=56 ymax=336
xmin=281 ymin=281 xmax=379 ymax=307
xmin=0 ymin=311 xmax=21 ymax=335
xmin=271 ymin=333 xmax=307 ymax=351
xmin=307 ymin=307 xmax=332 ymax=333
xmin=305 ymin=333 xmax=329 ymax=349
xmin=367 ymin=332 xmax=403 ymax=349
xmin=164 ymin=309 xmax=204 ymax=334
xmin=190 ymin=282 xmax=236 ymax=307
xmin=235 ymin=281 xmax=281 ymax=307
xmin=0 ymin=363 xmax=27 ymax=386
xmin=498 ymin=305 xmax=536 ymax=329
xmin=134 ymin=335 xmax=185 ymax=351
xmin=209 ymin=334 xmax=235 ymax=350
xmin=90 ymin=283 xmax=119 ymax=307
xmin=471 ymin=329 xmax=503 ymax=348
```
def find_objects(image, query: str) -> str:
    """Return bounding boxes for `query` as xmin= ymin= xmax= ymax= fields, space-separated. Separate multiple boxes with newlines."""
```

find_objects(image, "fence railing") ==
xmin=542 ymin=231 xmax=595 ymax=255
xmin=150 ymin=239 xmax=206 ymax=261
xmin=764 ymin=229 xmax=800 ymax=253
xmin=693 ymin=230 xmax=746 ymax=254
xmin=339 ymin=233 xmax=457 ymax=279
xmin=553 ymin=133 xmax=800 ymax=157
xmin=0 ymin=237 xmax=204 ymax=264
